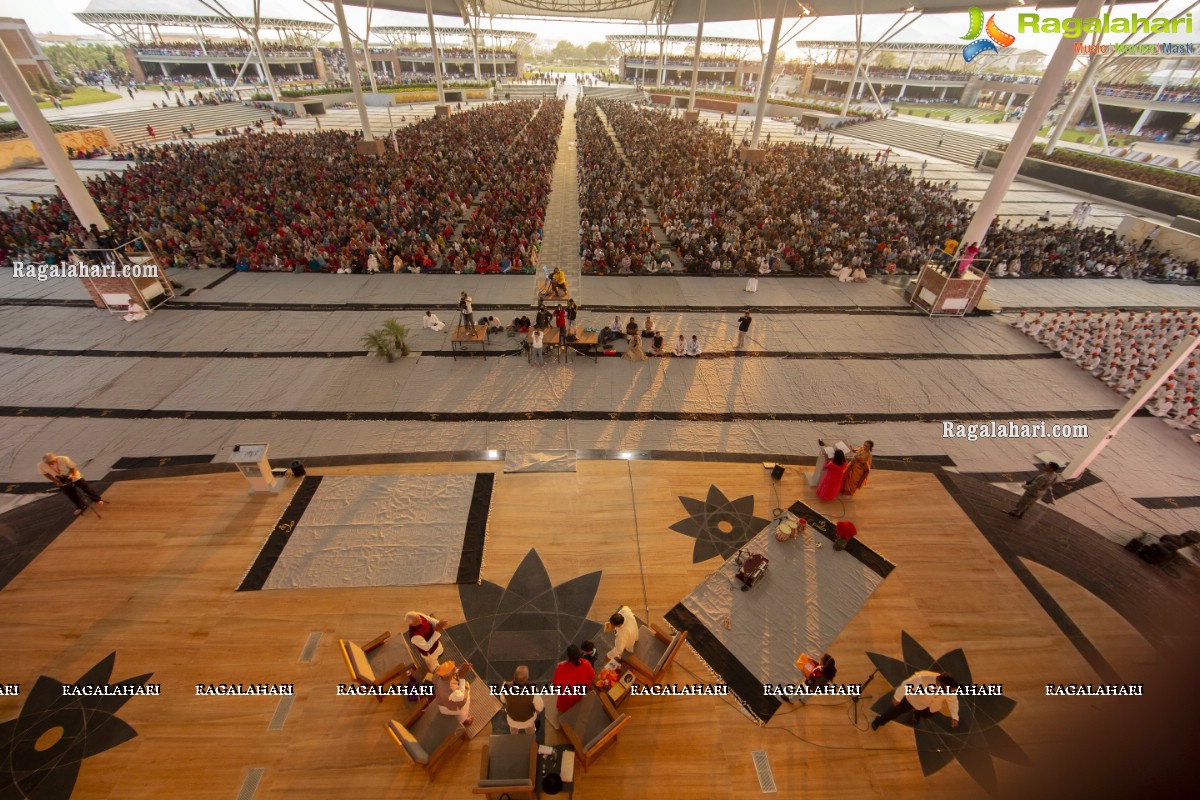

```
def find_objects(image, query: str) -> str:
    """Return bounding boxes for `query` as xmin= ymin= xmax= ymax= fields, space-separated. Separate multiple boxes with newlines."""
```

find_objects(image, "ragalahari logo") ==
xmin=962 ymin=6 xmax=1016 ymax=62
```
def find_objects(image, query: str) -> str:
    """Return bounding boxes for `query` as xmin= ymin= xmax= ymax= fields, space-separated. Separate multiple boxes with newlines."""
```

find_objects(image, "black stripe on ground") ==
xmin=788 ymin=500 xmax=896 ymax=580
xmin=238 ymin=475 xmax=322 ymax=592
xmin=0 ymin=490 xmax=104 ymax=591
xmin=200 ymin=270 xmax=239 ymax=291
xmin=960 ymin=469 xmax=1105 ymax=495
xmin=1 ymin=298 xmax=1195 ymax=313
xmin=0 ymin=406 xmax=1135 ymax=424
xmin=80 ymin=452 xmax=954 ymax=487
xmin=664 ymin=602 xmax=781 ymax=724
xmin=1133 ymin=496 xmax=1200 ymax=509
xmin=933 ymin=471 xmax=1122 ymax=681
xmin=111 ymin=454 xmax=216 ymax=469
xmin=457 ymin=473 xmax=493 ymax=584
xmin=0 ymin=346 xmax=1059 ymax=361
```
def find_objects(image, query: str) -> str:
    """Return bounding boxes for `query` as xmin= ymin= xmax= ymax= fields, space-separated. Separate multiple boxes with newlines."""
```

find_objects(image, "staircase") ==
xmin=581 ymin=86 xmax=646 ymax=102
xmin=55 ymin=104 xmax=277 ymax=145
xmin=837 ymin=119 xmax=1006 ymax=166
xmin=498 ymin=84 xmax=559 ymax=100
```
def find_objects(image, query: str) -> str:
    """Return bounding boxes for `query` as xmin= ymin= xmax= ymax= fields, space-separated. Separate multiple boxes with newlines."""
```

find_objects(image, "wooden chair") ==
xmin=622 ymin=623 xmax=688 ymax=686
xmin=559 ymin=690 xmax=630 ymax=772
xmin=338 ymin=632 xmax=414 ymax=703
xmin=386 ymin=707 xmax=468 ymax=781
xmin=472 ymin=733 xmax=537 ymax=799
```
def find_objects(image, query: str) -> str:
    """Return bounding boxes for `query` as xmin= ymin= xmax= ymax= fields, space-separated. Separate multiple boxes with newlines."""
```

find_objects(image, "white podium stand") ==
xmin=226 ymin=442 xmax=281 ymax=494
xmin=810 ymin=439 xmax=853 ymax=486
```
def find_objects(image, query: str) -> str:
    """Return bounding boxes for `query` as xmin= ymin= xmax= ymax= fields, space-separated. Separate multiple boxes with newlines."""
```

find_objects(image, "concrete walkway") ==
xmin=535 ymin=93 xmax=581 ymax=305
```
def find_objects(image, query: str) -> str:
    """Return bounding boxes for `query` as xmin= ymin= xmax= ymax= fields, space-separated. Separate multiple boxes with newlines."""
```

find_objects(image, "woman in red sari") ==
xmin=551 ymin=644 xmax=594 ymax=713
xmin=816 ymin=450 xmax=849 ymax=501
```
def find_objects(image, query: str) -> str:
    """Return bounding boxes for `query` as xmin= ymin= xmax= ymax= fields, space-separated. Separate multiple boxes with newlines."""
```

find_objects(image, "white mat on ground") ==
xmin=503 ymin=449 xmax=577 ymax=473
xmin=681 ymin=516 xmax=889 ymax=693
xmin=263 ymin=474 xmax=476 ymax=589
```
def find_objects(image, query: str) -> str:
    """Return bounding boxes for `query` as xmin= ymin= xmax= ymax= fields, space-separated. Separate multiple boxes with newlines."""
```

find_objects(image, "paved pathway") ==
xmin=533 ymin=91 xmax=581 ymax=305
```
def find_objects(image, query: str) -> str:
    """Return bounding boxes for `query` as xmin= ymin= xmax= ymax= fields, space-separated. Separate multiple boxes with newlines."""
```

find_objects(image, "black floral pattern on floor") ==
xmin=669 ymin=485 xmax=771 ymax=562
xmin=867 ymin=632 xmax=1030 ymax=797
xmin=0 ymin=652 xmax=153 ymax=799
xmin=447 ymin=549 xmax=603 ymax=685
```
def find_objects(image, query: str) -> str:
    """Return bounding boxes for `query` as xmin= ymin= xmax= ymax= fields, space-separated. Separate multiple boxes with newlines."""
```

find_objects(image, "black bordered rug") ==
xmin=666 ymin=500 xmax=894 ymax=723
xmin=238 ymin=473 xmax=491 ymax=591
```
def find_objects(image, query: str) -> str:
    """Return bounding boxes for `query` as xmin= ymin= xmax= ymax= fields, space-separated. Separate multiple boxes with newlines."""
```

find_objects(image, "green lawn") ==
xmin=894 ymin=104 xmax=1006 ymax=123
xmin=1036 ymin=126 xmax=1107 ymax=145
xmin=0 ymin=85 xmax=121 ymax=113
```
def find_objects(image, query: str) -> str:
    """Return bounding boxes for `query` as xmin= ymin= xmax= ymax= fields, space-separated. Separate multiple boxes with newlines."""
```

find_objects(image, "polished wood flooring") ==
xmin=0 ymin=461 xmax=1156 ymax=799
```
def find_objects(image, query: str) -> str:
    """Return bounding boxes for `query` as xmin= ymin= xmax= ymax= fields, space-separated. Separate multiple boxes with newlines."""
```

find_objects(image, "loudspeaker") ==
xmin=771 ymin=464 xmax=785 ymax=480
xmin=290 ymin=460 xmax=306 ymax=478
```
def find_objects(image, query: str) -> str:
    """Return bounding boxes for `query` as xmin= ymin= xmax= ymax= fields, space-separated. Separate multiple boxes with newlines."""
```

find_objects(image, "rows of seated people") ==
xmin=1014 ymin=309 xmax=1199 ymax=434
xmin=588 ymin=100 xmax=1198 ymax=281
xmin=576 ymin=99 xmax=673 ymax=275
xmin=596 ymin=100 xmax=969 ymax=276
xmin=0 ymin=101 xmax=561 ymax=274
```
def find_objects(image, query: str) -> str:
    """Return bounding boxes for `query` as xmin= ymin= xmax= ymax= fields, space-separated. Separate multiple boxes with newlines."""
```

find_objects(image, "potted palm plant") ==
xmin=361 ymin=329 xmax=396 ymax=363
xmin=382 ymin=318 xmax=411 ymax=357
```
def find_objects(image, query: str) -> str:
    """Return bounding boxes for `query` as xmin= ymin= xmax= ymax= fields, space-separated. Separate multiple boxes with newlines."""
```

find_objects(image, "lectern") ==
xmin=811 ymin=439 xmax=853 ymax=486
xmin=227 ymin=443 xmax=277 ymax=494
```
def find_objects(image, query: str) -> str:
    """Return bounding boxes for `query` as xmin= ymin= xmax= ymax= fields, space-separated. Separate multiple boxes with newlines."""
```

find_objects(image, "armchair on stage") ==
xmin=621 ymin=623 xmax=688 ymax=686
xmin=338 ymin=632 xmax=415 ymax=703
xmin=386 ymin=707 xmax=469 ymax=781
xmin=472 ymin=733 xmax=537 ymax=799
xmin=559 ymin=691 xmax=630 ymax=772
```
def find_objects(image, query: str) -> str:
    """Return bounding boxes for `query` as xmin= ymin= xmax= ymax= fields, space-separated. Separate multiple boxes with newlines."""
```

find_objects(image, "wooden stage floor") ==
xmin=0 ymin=459 xmax=1175 ymax=799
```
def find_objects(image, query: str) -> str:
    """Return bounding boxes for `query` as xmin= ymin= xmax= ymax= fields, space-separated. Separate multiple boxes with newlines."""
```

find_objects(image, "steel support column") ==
xmin=332 ymin=0 xmax=373 ymax=139
xmin=0 ymin=39 xmax=107 ymax=229
xmin=687 ymin=0 xmax=707 ymax=110
xmin=959 ymin=0 xmax=1105 ymax=249
xmin=750 ymin=0 xmax=786 ymax=148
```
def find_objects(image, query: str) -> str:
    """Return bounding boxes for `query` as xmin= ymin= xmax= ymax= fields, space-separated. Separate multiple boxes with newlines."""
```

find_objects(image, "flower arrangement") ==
xmin=595 ymin=669 xmax=620 ymax=690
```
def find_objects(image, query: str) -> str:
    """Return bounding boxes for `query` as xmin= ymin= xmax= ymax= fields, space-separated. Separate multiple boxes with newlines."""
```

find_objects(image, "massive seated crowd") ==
xmin=979 ymin=222 xmax=1197 ymax=280
xmin=453 ymin=99 xmax=563 ymax=274
xmin=576 ymin=100 xmax=668 ymax=274
xmin=594 ymin=100 xmax=969 ymax=275
xmin=0 ymin=100 xmax=561 ymax=273
xmin=1014 ymin=309 xmax=1199 ymax=433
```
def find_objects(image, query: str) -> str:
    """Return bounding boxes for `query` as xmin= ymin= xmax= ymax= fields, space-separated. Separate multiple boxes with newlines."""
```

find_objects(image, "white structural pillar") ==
xmin=0 ymin=39 xmax=108 ymax=229
xmin=425 ymin=0 xmax=446 ymax=104
xmin=196 ymin=26 xmax=220 ymax=82
xmin=959 ymin=0 xmax=1105 ymax=248
xmin=332 ymin=0 xmax=373 ymax=139
xmin=657 ymin=30 xmax=667 ymax=84
xmin=1063 ymin=334 xmax=1199 ymax=481
xmin=687 ymin=0 xmax=707 ymax=110
xmin=749 ymin=0 xmax=786 ymax=148
xmin=1044 ymin=54 xmax=1104 ymax=155
xmin=1089 ymin=85 xmax=1109 ymax=150
xmin=249 ymin=28 xmax=279 ymax=100
xmin=1130 ymin=58 xmax=1180 ymax=136
xmin=840 ymin=5 xmax=864 ymax=117
xmin=470 ymin=27 xmax=481 ymax=80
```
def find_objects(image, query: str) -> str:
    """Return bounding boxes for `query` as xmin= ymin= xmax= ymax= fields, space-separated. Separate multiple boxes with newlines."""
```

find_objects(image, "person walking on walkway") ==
xmin=1008 ymin=462 xmax=1061 ymax=519
xmin=737 ymin=310 xmax=752 ymax=350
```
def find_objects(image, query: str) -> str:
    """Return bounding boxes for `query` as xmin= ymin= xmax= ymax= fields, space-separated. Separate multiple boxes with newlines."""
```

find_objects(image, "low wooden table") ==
xmin=564 ymin=332 xmax=600 ymax=363
xmin=451 ymin=325 xmax=489 ymax=360
xmin=537 ymin=745 xmax=575 ymax=799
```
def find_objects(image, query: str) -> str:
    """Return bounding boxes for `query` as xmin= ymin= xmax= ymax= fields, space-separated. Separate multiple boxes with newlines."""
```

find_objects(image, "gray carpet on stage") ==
xmin=262 ymin=474 xmax=481 ymax=589
xmin=676 ymin=504 xmax=892 ymax=720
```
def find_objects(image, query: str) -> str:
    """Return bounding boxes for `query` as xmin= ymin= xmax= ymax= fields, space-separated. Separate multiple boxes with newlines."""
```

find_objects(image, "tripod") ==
xmin=45 ymin=480 xmax=103 ymax=519
xmin=850 ymin=668 xmax=879 ymax=726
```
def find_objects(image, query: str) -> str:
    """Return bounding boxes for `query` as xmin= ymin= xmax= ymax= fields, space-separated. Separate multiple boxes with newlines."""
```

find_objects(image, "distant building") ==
xmin=986 ymin=48 xmax=1047 ymax=72
xmin=0 ymin=18 xmax=58 ymax=89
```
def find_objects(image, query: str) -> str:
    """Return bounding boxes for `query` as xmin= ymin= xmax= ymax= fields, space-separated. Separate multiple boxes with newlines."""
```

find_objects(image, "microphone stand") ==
xmin=851 ymin=668 xmax=879 ymax=726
